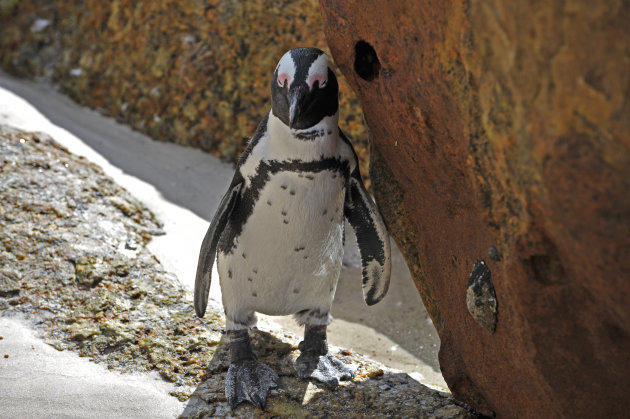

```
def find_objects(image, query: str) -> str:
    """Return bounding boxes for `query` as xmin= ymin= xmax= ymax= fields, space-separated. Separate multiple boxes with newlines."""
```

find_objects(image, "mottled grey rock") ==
xmin=0 ymin=268 xmax=21 ymax=297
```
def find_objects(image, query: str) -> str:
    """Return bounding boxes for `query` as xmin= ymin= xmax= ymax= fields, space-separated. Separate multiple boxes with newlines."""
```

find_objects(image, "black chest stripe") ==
xmin=218 ymin=157 xmax=351 ymax=254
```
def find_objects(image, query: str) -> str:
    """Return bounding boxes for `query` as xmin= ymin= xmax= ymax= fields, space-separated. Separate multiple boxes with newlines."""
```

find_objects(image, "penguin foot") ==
xmin=225 ymin=360 xmax=279 ymax=410
xmin=295 ymin=352 xmax=354 ymax=388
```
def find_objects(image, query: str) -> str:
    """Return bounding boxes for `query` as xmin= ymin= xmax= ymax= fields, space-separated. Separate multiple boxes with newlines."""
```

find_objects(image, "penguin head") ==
xmin=271 ymin=47 xmax=339 ymax=131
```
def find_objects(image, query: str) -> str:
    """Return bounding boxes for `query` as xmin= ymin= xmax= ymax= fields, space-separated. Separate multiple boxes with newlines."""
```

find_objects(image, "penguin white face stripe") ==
xmin=306 ymin=53 xmax=331 ymax=90
xmin=276 ymin=49 xmax=329 ymax=90
xmin=275 ymin=51 xmax=296 ymax=89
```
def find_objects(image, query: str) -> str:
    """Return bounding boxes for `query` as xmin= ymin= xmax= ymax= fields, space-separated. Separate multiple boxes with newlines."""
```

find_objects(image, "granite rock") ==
xmin=0 ymin=269 xmax=21 ymax=297
xmin=320 ymin=1 xmax=630 ymax=417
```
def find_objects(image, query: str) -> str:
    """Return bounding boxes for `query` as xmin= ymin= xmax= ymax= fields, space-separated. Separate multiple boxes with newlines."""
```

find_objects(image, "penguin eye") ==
xmin=277 ymin=73 xmax=290 ymax=88
xmin=308 ymin=74 xmax=327 ymax=90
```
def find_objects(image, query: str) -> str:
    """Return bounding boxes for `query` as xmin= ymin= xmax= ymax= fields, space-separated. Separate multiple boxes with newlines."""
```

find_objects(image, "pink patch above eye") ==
xmin=278 ymin=73 xmax=291 ymax=88
xmin=307 ymin=74 xmax=327 ymax=90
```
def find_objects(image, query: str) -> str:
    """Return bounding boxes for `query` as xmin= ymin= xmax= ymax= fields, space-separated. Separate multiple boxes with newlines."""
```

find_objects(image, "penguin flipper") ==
xmin=194 ymin=182 xmax=243 ymax=317
xmin=344 ymin=168 xmax=391 ymax=306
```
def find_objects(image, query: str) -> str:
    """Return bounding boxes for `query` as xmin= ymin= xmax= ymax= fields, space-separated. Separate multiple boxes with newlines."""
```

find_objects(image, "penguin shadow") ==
xmin=331 ymin=262 xmax=442 ymax=373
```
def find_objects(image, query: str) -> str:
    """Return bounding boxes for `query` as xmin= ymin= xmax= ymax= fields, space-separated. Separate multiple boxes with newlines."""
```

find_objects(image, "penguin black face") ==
xmin=270 ymin=47 xmax=339 ymax=131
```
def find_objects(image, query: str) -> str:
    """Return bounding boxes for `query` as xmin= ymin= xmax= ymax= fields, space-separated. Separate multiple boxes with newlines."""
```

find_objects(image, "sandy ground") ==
xmin=0 ymin=71 xmax=446 ymax=413
xmin=0 ymin=316 xmax=183 ymax=418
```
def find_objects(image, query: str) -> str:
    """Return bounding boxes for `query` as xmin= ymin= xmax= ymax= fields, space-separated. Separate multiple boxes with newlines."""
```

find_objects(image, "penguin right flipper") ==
xmin=194 ymin=181 xmax=243 ymax=318
xmin=344 ymin=168 xmax=392 ymax=306
xmin=341 ymin=131 xmax=391 ymax=306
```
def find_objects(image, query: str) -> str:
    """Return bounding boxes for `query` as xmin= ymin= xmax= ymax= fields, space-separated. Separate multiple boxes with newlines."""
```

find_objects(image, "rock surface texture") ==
xmin=319 ymin=1 xmax=630 ymax=418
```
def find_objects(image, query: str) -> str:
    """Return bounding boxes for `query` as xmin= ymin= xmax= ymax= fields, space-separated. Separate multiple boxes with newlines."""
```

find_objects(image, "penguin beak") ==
xmin=289 ymin=91 xmax=299 ymax=128
xmin=288 ymin=86 xmax=305 ymax=129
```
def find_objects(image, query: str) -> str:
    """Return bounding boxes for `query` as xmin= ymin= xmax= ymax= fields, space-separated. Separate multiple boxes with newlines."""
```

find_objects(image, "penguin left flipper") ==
xmin=194 ymin=181 xmax=243 ymax=318
xmin=342 ymin=140 xmax=391 ymax=306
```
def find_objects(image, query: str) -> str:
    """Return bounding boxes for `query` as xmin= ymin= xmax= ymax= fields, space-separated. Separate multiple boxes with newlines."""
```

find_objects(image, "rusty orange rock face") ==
xmin=320 ymin=0 xmax=630 ymax=417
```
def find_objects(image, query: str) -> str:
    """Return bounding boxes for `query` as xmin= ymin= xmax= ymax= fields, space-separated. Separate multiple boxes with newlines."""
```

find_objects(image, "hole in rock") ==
xmin=354 ymin=40 xmax=381 ymax=81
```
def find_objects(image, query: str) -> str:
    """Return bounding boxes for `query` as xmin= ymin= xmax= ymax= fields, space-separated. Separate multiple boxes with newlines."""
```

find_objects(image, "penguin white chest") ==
xmin=218 ymin=169 xmax=346 ymax=316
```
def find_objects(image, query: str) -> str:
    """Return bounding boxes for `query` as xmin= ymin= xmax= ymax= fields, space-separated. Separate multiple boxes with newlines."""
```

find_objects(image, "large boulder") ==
xmin=319 ymin=1 xmax=630 ymax=417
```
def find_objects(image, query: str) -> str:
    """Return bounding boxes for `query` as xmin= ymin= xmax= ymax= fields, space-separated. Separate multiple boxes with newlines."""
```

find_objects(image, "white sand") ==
xmin=0 ymin=316 xmax=183 ymax=418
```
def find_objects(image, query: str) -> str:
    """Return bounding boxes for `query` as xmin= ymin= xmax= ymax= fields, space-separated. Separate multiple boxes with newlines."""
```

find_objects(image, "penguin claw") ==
xmin=295 ymin=352 xmax=354 ymax=388
xmin=225 ymin=360 xmax=279 ymax=410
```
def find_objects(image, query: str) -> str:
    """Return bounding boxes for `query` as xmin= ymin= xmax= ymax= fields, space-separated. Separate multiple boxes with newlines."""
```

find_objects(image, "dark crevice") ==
xmin=354 ymin=40 xmax=380 ymax=81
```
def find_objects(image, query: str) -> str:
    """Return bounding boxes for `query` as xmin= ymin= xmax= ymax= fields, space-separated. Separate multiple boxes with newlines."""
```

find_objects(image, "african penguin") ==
xmin=194 ymin=47 xmax=391 ymax=410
